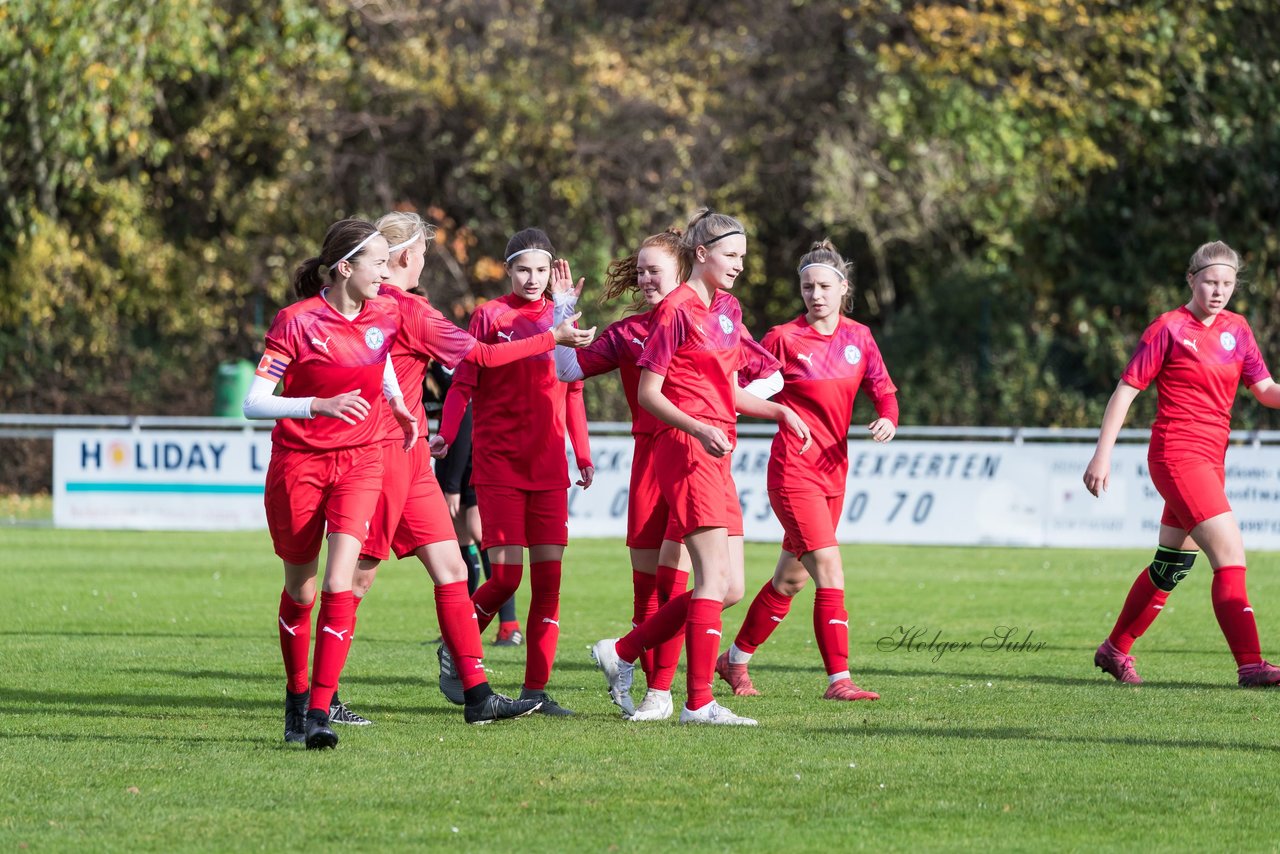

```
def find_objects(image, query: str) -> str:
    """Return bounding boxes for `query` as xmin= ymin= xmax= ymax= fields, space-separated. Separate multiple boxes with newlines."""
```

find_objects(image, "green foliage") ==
xmin=3 ymin=0 xmax=1279 ymax=442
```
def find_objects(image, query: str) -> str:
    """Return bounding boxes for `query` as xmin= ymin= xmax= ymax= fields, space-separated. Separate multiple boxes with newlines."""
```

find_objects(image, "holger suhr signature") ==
xmin=877 ymin=625 xmax=1046 ymax=663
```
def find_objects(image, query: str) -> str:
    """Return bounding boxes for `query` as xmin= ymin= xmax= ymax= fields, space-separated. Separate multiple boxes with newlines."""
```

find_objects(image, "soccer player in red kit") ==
xmin=591 ymin=209 xmax=811 ymax=725
xmin=552 ymin=230 xmax=783 ymax=720
xmin=242 ymin=219 xmax=418 ymax=749
xmin=1085 ymin=240 xmax=1280 ymax=687
xmin=338 ymin=212 xmax=593 ymax=725
xmin=717 ymin=240 xmax=898 ymax=702
xmin=431 ymin=228 xmax=594 ymax=716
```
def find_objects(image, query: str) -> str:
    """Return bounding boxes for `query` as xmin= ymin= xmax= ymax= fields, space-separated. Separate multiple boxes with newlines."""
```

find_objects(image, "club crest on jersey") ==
xmin=365 ymin=327 xmax=386 ymax=350
xmin=844 ymin=345 xmax=862 ymax=365
xmin=1220 ymin=331 xmax=1237 ymax=351
xmin=718 ymin=314 xmax=734 ymax=335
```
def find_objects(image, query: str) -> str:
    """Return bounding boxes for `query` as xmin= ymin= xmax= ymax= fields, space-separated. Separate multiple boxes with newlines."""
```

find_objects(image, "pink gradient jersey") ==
xmin=763 ymin=314 xmax=898 ymax=494
xmin=636 ymin=285 xmax=748 ymax=430
xmin=576 ymin=297 xmax=780 ymax=436
xmin=1122 ymin=306 xmax=1270 ymax=461
xmin=257 ymin=293 xmax=400 ymax=452
xmin=374 ymin=286 xmax=476 ymax=442
xmin=448 ymin=293 xmax=584 ymax=490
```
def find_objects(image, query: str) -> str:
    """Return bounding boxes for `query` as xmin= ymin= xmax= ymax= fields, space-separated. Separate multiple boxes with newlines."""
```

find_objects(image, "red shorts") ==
xmin=475 ymin=483 xmax=568 ymax=550
xmin=362 ymin=439 xmax=457 ymax=561
xmin=770 ymin=488 xmax=841 ymax=557
xmin=628 ymin=434 xmax=670 ymax=550
xmin=654 ymin=427 xmax=743 ymax=540
xmin=1149 ymin=457 xmax=1229 ymax=531
xmin=264 ymin=444 xmax=383 ymax=565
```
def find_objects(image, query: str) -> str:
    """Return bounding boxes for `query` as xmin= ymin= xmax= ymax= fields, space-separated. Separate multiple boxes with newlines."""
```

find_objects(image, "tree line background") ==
xmin=2 ymin=0 xmax=1279 ymax=491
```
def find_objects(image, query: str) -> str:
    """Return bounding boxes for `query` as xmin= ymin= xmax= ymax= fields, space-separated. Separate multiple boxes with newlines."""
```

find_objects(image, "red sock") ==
xmin=353 ymin=595 xmax=364 ymax=613
xmin=733 ymin=579 xmax=793 ymax=653
xmin=1212 ymin=565 xmax=1262 ymax=666
xmin=278 ymin=589 xmax=313 ymax=695
xmin=524 ymin=561 xmax=562 ymax=691
xmin=436 ymin=581 xmax=487 ymax=690
xmin=472 ymin=563 xmax=523 ymax=632
xmin=813 ymin=587 xmax=850 ymax=675
xmin=685 ymin=597 xmax=723 ymax=710
xmin=1107 ymin=568 xmax=1170 ymax=654
xmin=309 ymin=590 xmax=355 ymax=713
xmin=650 ymin=566 xmax=689 ymax=691
xmin=632 ymin=570 xmax=660 ymax=682
xmin=616 ymin=591 xmax=691 ymax=663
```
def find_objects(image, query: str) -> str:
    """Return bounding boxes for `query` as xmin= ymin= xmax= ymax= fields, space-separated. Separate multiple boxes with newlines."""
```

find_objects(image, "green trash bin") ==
xmin=213 ymin=359 xmax=257 ymax=419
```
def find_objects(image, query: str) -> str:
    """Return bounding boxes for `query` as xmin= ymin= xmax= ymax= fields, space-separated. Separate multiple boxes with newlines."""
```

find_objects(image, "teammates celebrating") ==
xmin=243 ymin=215 xmax=1277 ymax=749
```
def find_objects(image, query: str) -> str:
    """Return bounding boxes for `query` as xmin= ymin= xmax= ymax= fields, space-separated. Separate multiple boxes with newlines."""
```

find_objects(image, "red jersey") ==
xmin=446 ymin=294 xmax=587 ymax=489
xmin=375 ymin=286 xmax=477 ymax=442
xmin=257 ymin=293 xmax=399 ymax=451
xmin=763 ymin=314 xmax=898 ymax=494
xmin=637 ymin=285 xmax=746 ymax=429
xmin=577 ymin=312 xmax=664 ymax=435
xmin=1122 ymin=306 xmax=1270 ymax=461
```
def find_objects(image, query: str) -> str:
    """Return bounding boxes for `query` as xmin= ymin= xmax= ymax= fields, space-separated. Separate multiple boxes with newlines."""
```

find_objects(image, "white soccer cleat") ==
xmin=627 ymin=689 xmax=673 ymax=722
xmin=678 ymin=700 xmax=758 ymax=726
xmin=590 ymin=638 xmax=636 ymax=716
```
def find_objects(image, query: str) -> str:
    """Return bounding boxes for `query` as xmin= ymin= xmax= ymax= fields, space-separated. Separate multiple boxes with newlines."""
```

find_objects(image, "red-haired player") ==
xmin=1085 ymin=240 xmax=1280 ymax=687
xmin=717 ymin=240 xmax=898 ymax=702
xmin=242 ymin=218 xmax=417 ymax=749
xmin=431 ymin=228 xmax=594 ymax=716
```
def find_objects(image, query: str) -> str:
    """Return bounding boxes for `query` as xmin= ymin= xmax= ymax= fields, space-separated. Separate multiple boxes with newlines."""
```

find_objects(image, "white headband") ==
xmin=387 ymin=229 xmax=422 ymax=254
xmin=327 ymin=231 xmax=380 ymax=272
xmin=505 ymin=247 xmax=554 ymax=265
xmin=799 ymin=262 xmax=846 ymax=280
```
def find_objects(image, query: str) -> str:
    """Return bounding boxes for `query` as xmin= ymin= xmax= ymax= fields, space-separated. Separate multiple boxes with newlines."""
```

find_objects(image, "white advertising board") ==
xmin=53 ymin=430 xmax=272 ymax=530
xmin=53 ymin=429 xmax=1280 ymax=548
xmin=567 ymin=436 xmax=1280 ymax=550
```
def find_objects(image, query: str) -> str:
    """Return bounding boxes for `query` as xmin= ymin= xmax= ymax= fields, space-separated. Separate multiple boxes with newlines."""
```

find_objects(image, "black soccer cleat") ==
xmin=304 ymin=709 xmax=338 ymax=750
xmin=519 ymin=688 xmax=575 ymax=716
xmin=284 ymin=690 xmax=309 ymax=744
xmin=464 ymin=692 xmax=542 ymax=725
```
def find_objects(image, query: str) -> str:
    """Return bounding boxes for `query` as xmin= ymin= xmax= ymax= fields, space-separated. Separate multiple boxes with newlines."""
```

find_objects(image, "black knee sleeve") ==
xmin=1148 ymin=546 xmax=1197 ymax=592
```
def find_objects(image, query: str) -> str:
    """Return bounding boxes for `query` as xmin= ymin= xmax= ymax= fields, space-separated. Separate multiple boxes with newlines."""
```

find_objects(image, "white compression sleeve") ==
xmin=241 ymin=373 xmax=314 ymax=420
xmin=742 ymin=370 xmax=784 ymax=400
xmin=552 ymin=291 xmax=585 ymax=381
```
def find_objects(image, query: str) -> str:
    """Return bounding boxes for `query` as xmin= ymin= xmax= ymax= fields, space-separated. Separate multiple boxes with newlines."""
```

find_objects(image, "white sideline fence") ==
xmin=6 ymin=414 xmax=1280 ymax=549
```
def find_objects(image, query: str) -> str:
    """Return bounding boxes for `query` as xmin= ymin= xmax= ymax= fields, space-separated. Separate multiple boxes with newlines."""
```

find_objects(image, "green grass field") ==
xmin=3 ymin=528 xmax=1279 ymax=852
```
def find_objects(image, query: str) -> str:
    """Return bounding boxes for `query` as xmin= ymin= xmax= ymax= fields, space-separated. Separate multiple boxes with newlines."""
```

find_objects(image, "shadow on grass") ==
xmin=809 ymin=723 xmax=1280 ymax=754
xmin=0 ymin=687 xmax=464 ymax=718
xmin=742 ymin=661 xmax=1238 ymax=690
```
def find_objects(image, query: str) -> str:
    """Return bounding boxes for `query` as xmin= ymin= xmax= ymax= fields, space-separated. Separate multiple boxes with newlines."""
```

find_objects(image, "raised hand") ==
xmin=549 ymin=258 xmax=585 ymax=299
